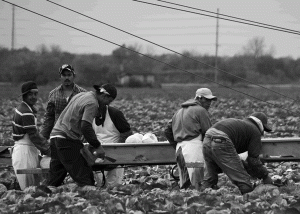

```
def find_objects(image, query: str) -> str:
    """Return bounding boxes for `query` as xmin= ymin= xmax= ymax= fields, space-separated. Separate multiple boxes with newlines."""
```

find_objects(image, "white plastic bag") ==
xmin=142 ymin=133 xmax=158 ymax=144
xmin=125 ymin=133 xmax=143 ymax=144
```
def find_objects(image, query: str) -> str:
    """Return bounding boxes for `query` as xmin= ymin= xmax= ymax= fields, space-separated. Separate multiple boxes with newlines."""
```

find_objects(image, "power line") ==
xmin=1 ymin=0 xmax=296 ymax=113
xmin=46 ymin=0 xmax=297 ymax=102
xmin=157 ymin=0 xmax=300 ymax=35
xmin=134 ymin=32 xmax=219 ymax=36
xmin=133 ymin=0 xmax=300 ymax=36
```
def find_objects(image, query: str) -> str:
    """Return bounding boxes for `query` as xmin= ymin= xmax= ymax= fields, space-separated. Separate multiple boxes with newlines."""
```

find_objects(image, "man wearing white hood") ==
xmin=201 ymin=112 xmax=274 ymax=194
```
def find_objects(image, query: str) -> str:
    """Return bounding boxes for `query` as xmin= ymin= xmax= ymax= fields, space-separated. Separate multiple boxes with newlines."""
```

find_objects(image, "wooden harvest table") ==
xmin=0 ymin=137 xmax=299 ymax=174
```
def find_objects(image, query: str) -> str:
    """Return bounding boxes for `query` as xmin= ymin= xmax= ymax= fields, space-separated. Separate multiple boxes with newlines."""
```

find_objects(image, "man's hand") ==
xmin=42 ymin=148 xmax=51 ymax=157
xmin=93 ymin=145 xmax=105 ymax=159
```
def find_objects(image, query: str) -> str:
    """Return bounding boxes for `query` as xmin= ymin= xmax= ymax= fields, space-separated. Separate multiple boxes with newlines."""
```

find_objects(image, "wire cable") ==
xmin=157 ymin=0 xmax=300 ymax=35
xmin=133 ymin=0 xmax=300 ymax=36
xmin=1 ymin=0 xmax=295 ymax=113
xmin=46 ymin=0 xmax=297 ymax=102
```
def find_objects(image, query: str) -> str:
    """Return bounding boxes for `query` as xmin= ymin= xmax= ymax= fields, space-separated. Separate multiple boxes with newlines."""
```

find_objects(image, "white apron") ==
xmin=93 ymin=107 xmax=124 ymax=187
xmin=12 ymin=133 xmax=40 ymax=190
xmin=176 ymin=135 xmax=204 ymax=190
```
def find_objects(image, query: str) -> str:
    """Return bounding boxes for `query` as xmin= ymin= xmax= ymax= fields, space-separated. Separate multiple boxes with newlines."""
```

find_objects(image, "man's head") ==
xmin=93 ymin=83 xmax=117 ymax=105
xmin=59 ymin=64 xmax=75 ymax=87
xmin=195 ymin=88 xmax=217 ymax=110
xmin=20 ymin=81 xmax=38 ymax=106
xmin=249 ymin=112 xmax=272 ymax=133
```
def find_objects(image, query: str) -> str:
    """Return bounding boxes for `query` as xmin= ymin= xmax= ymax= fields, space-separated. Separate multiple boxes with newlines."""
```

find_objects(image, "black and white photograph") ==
xmin=0 ymin=0 xmax=300 ymax=213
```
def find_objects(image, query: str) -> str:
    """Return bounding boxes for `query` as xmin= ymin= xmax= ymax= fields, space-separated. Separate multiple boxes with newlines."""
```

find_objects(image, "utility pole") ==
xmin=214 ymin=8 xmax=219 ymax=83
xmin=11 ymin=5 xmax=15 ymax=50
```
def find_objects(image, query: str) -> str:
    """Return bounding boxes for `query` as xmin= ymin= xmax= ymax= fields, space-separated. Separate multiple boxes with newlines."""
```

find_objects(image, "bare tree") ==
xmin=36 ymin=44 xmax=49 ymax=55
xmin=242 ymin=36 xmax=266 ymax=58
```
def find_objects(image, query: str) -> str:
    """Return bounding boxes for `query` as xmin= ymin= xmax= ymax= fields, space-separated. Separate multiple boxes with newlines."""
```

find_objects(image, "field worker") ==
xmin=47 ymin=83 xmax=116 ymax=187
xmin=201 ymin=112 xmax=274 ymax=194
xmin=40 ymin=64 xmax=86 ymax=140
xmin=92 ymin=84 xmax=132 ymax=186
xmin=169 ymin=88 xmax=217 ymax=190
xmin=12 ymin=81 xmax=51 ymax=190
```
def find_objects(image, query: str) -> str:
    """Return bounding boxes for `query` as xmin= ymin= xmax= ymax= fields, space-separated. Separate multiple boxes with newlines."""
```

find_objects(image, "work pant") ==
xmin=94 ymin=168 xmax=124 ymax=187
xmin=176 ymin=135 xmax=204 ymax=190
xmin=12 ymin=143 xmax=40 ymax=190
xmin=47 ymin=138 xmax=95 ymax=187
xmin=202 ymin=128 xmax=253 ymax=194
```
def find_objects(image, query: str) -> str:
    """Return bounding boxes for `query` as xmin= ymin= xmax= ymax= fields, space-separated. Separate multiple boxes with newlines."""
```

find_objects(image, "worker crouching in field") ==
xmin=47 ymin=83 xmax=117 ymax=187
xmin=201 ymin=112 xmax=274 ymax=194
xmin=12 ymin=81 xmax=51 ymax=190
xmin=165 ymin=88 xmax=217 ymax=190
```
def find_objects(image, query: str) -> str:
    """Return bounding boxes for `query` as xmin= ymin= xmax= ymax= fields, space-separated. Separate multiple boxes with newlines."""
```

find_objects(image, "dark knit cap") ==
xmin=250 ymin=112 xmax=272 ymax=132
xmin=93 ymin=83 xmax=117 ymax=99
xmin=20 ymin=81 xmax=38 ymax=96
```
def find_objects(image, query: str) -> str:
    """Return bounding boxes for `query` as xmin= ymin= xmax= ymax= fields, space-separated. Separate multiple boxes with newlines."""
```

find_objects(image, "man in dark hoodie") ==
xmin=168 ymin=88 xmax=217 ymax=190
xmin=201 ymin=112 xmax=274 ymax=194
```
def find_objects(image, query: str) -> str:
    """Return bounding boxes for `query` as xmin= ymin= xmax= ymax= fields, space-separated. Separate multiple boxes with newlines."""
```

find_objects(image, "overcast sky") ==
xmin=1 ymin=0 xmax=300 ymax=59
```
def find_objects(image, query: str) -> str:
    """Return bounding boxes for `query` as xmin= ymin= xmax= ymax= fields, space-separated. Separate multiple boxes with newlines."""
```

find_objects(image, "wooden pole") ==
xmin=214 ymin=8 xmax=219 ymax=83
xmin=11 ymin=5 xmax=15 ymax=50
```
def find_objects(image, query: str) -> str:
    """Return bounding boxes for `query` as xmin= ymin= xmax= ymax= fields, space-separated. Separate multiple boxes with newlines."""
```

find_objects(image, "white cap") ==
xmin=195 ymin=88 xmax=217 ymax=100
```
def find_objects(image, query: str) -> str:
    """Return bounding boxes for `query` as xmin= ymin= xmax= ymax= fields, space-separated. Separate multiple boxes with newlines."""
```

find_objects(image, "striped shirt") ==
xmin=40 ymin=83 xmax=86 ymax=139
xmin=12 ymin=101 xmax=37 ymax=141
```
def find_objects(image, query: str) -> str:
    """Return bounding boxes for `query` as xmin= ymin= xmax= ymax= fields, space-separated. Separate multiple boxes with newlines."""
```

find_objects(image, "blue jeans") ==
xmin=202 ymin=134 xmax=253 ymax=194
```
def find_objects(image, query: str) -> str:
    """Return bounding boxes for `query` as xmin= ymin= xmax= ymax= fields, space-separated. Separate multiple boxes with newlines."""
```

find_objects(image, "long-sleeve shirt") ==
xmin=212 ymin=118 xmax=268 ymax=179
xmin=213 ymin=118 xmax=262 ymax=158
xmin=12 ymin=101 xmax=50 ymax=155
xmin=40 ymin=84 xmax=86 ymax=139
xmin=172 ymin=99 xmax=212 ymax=142
xmin=95 ymin=106 xmax=132 ymax=142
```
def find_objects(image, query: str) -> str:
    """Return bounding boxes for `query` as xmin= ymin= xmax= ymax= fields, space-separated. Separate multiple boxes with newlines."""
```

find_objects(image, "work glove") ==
xmin=262 ymin=175 xmax=274 ymax=185
xmin=93 ymin=145 xmax=105 ymax=159
xmin=41 ymin=148 xmax=51 ymax=157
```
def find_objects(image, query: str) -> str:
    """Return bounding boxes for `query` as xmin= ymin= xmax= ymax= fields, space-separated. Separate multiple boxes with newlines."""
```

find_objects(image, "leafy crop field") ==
xmin=1 ymin=83 xmax=300 ymax=213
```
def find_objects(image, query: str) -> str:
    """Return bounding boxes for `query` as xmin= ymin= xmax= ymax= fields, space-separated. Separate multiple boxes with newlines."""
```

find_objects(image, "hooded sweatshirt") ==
xmin=172 ymin=99 xmax=212 ymax=143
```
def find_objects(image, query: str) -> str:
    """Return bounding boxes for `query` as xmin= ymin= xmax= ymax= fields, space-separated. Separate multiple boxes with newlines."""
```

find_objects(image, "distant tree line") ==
xmin=0 ymin=37 xmax=299 ymax=86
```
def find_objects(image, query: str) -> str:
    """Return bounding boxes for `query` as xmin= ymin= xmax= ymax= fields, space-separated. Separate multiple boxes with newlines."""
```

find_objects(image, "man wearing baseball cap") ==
xmin=92 ymin=83 xmax=132 ymax=187
xmin=12 ymin=81 xmax=50 ymax=190
xmin=47 ymin=83 xmax=117 ymax=187
xmin=40 ymin=64 xmax=86 ymax=140
xmin=165 ymin=87 xmax=217 ymax=190
xmin=201 ymin=112 xmax=274 ymax=194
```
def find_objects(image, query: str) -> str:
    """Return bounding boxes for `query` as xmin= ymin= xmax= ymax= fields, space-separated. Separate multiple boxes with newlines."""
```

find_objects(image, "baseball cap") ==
xmin=20 ymin=81 xmax=38 ymax=96
xmin=195 ymin=88 xmax=217 ymax=101
xmin=59 ymin=64 xmax=75 ymax=75
xmin=93 ymin=83 xmax=117 ymax=99
xmin=250 ymin=112 xmax=272 ymax=132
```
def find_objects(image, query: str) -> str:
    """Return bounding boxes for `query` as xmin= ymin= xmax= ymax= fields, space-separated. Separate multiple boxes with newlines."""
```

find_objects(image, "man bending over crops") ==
xmin=12 ymin=81 xmax=51 ymax=190
xmin=47 ymin=83 xmax=116 ymax=187
xmin=201 ymin=112 xmax=274 ymax=194
xmin=166 ymin=88 xmax=217 ymax=190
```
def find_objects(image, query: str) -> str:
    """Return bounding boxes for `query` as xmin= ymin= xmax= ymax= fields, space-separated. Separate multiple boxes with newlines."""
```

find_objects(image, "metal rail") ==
xmin=1 ymin=138 xmax=300 ymax=174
